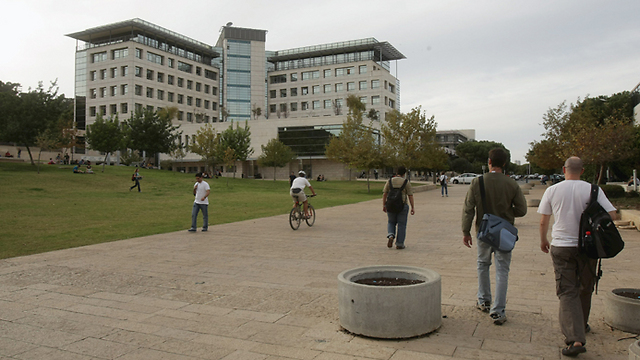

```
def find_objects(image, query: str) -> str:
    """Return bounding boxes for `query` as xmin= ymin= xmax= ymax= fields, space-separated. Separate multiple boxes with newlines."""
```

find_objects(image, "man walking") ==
xmin=538 ymin=157 xmax=616 ymax=357
xmin=189 ymin=172 xmax=210 ymax=232
xmin=439 ymin=171 xmax=448 ymax=197
xmin=383 ymin=166 xmax=415 ymax=249
xmin=462 ymin=148 xmax=527 ymax=325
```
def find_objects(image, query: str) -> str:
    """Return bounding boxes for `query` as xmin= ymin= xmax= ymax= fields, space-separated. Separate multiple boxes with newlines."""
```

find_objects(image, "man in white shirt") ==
xmin=290 ymin=171 xmax=316 ymax=218
xmin=538 ymin=157 xmax=616 ymax=357
xmin=189 ymin=172 xmax=211 ymax=232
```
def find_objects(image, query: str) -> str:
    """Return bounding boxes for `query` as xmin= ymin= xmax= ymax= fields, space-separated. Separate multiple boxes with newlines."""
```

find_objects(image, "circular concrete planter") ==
xmin=631 ymin=340 xmax=640 ymax=360
xmin=338 ymin=265 xmax=441 ymax=339
xmin=603 ymin=288 xmax=640 ymax=334
xmin=527 ymin=199 xmax=540 ymax=207
xmin=522 ymin=189 xmax=530 ymax=195
xmin=521 ymin=183 xmax=534 ymax=189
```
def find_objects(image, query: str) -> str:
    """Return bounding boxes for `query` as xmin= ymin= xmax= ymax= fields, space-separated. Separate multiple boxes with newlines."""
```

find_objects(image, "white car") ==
xmin=451 ymin=173 xmax=480 ymax=184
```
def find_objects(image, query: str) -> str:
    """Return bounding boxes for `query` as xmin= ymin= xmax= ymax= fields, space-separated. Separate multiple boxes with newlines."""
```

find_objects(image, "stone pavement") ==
xmin=0 ymin=183 xmax=638 ymax=359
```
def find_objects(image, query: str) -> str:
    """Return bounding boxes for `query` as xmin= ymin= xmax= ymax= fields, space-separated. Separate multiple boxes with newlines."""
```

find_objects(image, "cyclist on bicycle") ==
xmin=290 ymin=171 xmax=316 ymax=218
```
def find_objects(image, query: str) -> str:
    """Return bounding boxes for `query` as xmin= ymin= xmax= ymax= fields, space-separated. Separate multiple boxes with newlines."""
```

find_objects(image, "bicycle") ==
xmin=289 ymin=194 xmax=316 ymax=230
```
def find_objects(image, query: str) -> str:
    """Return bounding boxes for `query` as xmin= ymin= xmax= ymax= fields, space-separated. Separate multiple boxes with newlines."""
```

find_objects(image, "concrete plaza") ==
xmin=0 ymin=183 xmax=638 ymax=359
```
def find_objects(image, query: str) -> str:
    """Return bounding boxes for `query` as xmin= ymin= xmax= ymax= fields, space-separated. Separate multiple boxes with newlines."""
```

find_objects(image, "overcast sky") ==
xmin=2 ymin=0 xmax=639 ymax=163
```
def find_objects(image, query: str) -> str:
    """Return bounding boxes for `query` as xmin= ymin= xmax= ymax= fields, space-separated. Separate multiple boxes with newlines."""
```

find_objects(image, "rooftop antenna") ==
xmin=226 ymin=22 xmax=233 ymax=27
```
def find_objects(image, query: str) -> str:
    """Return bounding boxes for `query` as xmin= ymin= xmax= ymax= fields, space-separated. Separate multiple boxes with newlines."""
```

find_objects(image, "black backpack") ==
xmin=386 ymin=178 xmax=408 ymax=213
xmin=578 ymin=184 xmax=624 ymax=292
xmin=440 ymin=176 xmax=446 ymax=186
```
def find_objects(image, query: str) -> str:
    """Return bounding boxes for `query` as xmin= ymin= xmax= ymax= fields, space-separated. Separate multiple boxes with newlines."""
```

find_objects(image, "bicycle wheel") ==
xmin=305 ymin=204 xmax=316 ymax=227
xmin=289 ymin=207 xmax=301 ymax=230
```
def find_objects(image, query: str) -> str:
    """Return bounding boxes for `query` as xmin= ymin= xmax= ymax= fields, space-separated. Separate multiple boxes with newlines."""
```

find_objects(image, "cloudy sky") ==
xmin=2 ymin=0 xmax=639 ymax=163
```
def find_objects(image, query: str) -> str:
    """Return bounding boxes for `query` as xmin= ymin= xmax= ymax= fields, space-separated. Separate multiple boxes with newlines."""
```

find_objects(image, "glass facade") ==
xmin=226 ymin=40 xmax=251 ymax=121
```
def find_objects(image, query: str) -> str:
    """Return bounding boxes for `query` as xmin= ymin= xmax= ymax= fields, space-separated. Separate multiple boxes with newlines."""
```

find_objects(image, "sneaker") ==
xmin=188 ymin=228 xmax=196 ymax=232
xmin=396 ymin=245 xmax=405 ymax=249
xmin=387 ymin=236 xmax=394 ymax=248
xmin=561 ymin=343 xmax=586 ymax=357
xmin=476 ymin=300 xmax=491 ymax=313
xmin=490 ymin=312 xmax=507 ymax=325
xmin=201 ymin=229 xmax=208 ymax=232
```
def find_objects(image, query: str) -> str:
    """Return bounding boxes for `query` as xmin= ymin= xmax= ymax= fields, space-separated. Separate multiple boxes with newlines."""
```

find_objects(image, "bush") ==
xmin=600 ymin=184 xmax=625 ymax=199
xmin=626 ymin=190 xmax=639 ymax=198
xmin=160 ymin=160 xmax=173 ymax=171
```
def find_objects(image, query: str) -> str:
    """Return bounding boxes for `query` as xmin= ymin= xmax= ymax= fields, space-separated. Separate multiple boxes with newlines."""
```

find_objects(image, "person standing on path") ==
xmin=289 ymin=171 xmax=296 ymax=187
xmin=461 ymin=148 xmax=527 ymax=325
xmin=382 ymin=166 xmax=415 ymax=250
xmin=189 ymin=172 xmax=210 ymax=232
xmin=129 ymin=168 xmax=142 ymax=192
xmin=538 ymin=156 xmax=616 ymax=357
xmin=439 ymin=171 xmax=448 ymax=197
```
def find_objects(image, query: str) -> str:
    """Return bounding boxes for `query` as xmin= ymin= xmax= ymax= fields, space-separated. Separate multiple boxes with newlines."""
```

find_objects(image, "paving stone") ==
xmin=13 ymin=346 xmax=100 ymax=360
xmin=61 ymin=337 xmax=139 ymax=359
xmin=0 ymin=336 xmax=39 ymax=357
xmin=251 ymin=343 xmax=322 ymax=360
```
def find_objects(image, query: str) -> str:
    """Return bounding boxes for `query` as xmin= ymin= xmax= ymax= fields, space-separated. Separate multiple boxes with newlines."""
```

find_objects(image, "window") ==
xmin=110 ymin=67 xmax=117 ymax=78
xmin=177 ymin=78 xmax=184 ymax=87
xmin=204 ymin=69 xmax=217 ymax=80
xmin=312 ymin=85 xmax=320 ymax=94
xmin=204 ymin=84 xmax=210 ymax=94
xmin=359 ymin=96 xmax=367 ymax=104
xmin=89 ymin=106 xmax=96 ymax=116
xmin=196 ymin=66 xmax=202 ymax=76
xmin=324 ymin=100 xmax=332 ymax=109
xmin=196 ymin=98 xmax=201 ymax=107
xmin=112 ymin=48 xmax=128 ymax=59
xmin=359 ymin=81 xmax=367 ymax=90
xmin=212 ymin=102 xmax=217 ymax=110
xmin=157 ymin=90 xmax=164 ymax=100
xmin=168 ymin=58 xmax=174 ymax=68
xmin=301 ymin=102 xmax=309 ymax=110
xmin=312 ymin=100 xmax=320 ymax=109
xmin=196 ymin=82 xmax=201 ymax=92
xmin=335 ymin=66 xmax=354 ymax=76
xmin=187 ymin=113 xmax=193 ymax=122
xmin=100 ymin=87 xmax=106 ymax=98
xmin=371 ymin=80 xmax=380 ymax=89
xmin=290 ymin=88 xmax=298 ymax=96
xmin=110 ymin=86 xmax=117 ymax=96
xmin=359 ymin=65 xmax=367 ymax=74
xmin=135 ymin=66 xmax=142 ymax=77
xmin=335 ymin=98 xmax=344 ymax=109
xmin=280 ymin=104 xmax=287 ymax=113
xmin=324 ymin=69 xmax=331 ymax=78
xmin=290 ymin=73 xmax=298 ymax=82
xmin=302 ymin=70 xmax=319 ymax=80
xmin=146 ymin=87 xmax=153 ymax=98
xmin=324 ymin=84 xmax=331 ymax=93
xmin=121 ymin=84 xmax=128 ymax=95
xmin=135 ymin=103 xmax=143 ymax=113
xmin=177 ymin=94 xmax=184 ymax=104
xmin=110 ymin=104 xmax=117 ymax=115
xmin=187 ymin=80 xmax=193 ymax=90
xmin=270 ymin=104 xmax=277 ymax=113
xmin=167 ymin=75 xmax=174 ymax=85
xmin=290 ymin=102 xmax=298 ymax=111
xmin=204 ymin=100 xmax=210 ymax=109
xmin=146 ymin=69 xmax=154 ymax=80
xmin=135 ymin=85 xmax=142 ymax=96
xmin=335 ymin=83 xmax=344 ymax=92
xmin=100 ymin=105 xmax=106 ymax=116
xmin=389 ymin=99 xmax=395 ymax=109
xmin=135 ymin=48 xmax=142 ymax=59
xmin=178 ymin=61 xmax=193 ymax=73
xmin=121 ymin=103 xmax=128 ymax=114
xmin=371 ymin=95 xmax=380 ymax=105
xmin=147 ymin=51 xmax=163 ymax=65
xmin=178 ymin=111 xmax=183 ymax=120
xmin=301 ymin=87 xmax=308 ymax=95
xmin=347 ymin=82 xmax=355 ymax=91
xmin=212 ymin=87 xmax=218 ymax=96
xmin=389 ymin=84 xmax=395 ymax=94
xmin=270 ymin=75 xmax=287 ymax=84
xmin=92 ymin=52 xmax=107 ymax=63
xmin=384 ymin=80 xmax=388 ymax=89
xmin=100 ymin=69 xmax=106 ymax=80
xmin=187 ymin=96 xmax=192 ymax=106
xmin=90 ymin=71 xmax=96 ymax=81
xmin=121 ymin=66 xmax=128 ymax=77
xmin=90 ymin=88 xmax=96 ymax=99
xmin=270 ymin=90 xmax=277 ymax=99
xmin=280 ymin=89 xmax=287 ymax=98
xmin=157 ymin=72 xmax=164 ymax=83
xmin=168 ymin=92 xmax=174 ymax=102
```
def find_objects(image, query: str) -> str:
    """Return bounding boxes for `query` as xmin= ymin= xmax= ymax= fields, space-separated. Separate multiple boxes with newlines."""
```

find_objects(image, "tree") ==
xmin=221 ymin=147 xmax=236 ymax=186
xmin=86 ymin=114 xmax=125 ymax=172
xmin=252 ymin=105 xmax=262 ymax=120
xmin=455 ymin=140 xmax=511 ymax=173
xmin=188 ymin=124 xmax=220 ymax=174
xmin=125 ymin=107 xmax=181 ymax=165
xmin=35 ymin=129 xmax=57 ymax=174
xmin=381 ymin=106 xmax=448 ymax=171
xmin=217 ymin=121 xmax=253 ymax=178
xmin=258 ymin=138 xmax=297 ymax=180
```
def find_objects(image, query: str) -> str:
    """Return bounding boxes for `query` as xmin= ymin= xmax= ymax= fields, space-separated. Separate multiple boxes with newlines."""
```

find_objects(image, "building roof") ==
xmin=268 ymin=38 xmax=405 ymax=62
xmin=66 ymin=18 xmax=219 ymax=58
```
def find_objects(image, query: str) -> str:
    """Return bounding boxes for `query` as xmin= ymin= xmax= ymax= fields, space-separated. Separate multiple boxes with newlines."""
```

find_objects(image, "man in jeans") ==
xmin=189 ymin=172 xmax=210 ymax=232
xmin=383 ymin=166 xmax=415 ymax=250
xmin=538 ymin=157 xmax=616 ymax=357
xmin=462 ymin=148 xmax=527 ymax=325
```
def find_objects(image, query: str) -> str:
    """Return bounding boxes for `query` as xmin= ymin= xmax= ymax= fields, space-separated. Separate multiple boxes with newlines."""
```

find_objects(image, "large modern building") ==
xmin=67 ymin=19 xmax=405 ymax=179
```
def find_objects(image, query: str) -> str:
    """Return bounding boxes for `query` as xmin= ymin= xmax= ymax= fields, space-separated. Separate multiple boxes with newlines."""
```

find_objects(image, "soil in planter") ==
xmin=354 ymin=277 xmax=425 ymax=286
xmin=616 ymin=291 xmax=640 ymax=300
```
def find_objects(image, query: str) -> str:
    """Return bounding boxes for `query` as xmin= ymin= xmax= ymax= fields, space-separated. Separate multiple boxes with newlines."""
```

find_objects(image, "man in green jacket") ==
xmin=462 ymin=148 xmax=527 ymax=325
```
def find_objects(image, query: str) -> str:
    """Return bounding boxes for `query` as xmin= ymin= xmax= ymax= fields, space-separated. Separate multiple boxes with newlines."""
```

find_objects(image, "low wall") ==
xmin=619 ymin=210 xmax=640 ymax=230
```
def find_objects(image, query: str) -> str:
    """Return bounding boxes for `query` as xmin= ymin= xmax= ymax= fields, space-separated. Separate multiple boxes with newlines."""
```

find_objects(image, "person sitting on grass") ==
xmin=73 ymin=164 xmax=84 ymax=173
xmin=85 ymin=161 xmax=94 ymax=174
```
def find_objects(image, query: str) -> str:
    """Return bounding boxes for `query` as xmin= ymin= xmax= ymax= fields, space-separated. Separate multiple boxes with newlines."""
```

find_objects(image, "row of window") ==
xmin=268 ymin=95 xmax=391 ymax=113
xmin=90 ymin=84 xmax=217 ymax=110
xmin=90 ymin=66 xmax=218 ymax=95
xmin=91 ymin=47 xmax=218 ymax=81
xmin=89 ymin=103 xmax=218 ymax=123
xmin=270 ymin=65 xmax=368 ymax=84
xmin=269 ymin=79 xmax=390 ymax=99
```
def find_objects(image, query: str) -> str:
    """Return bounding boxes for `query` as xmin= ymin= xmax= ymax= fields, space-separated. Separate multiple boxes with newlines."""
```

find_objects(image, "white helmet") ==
xmin=298 ymin=170 xmax=306 ymax=177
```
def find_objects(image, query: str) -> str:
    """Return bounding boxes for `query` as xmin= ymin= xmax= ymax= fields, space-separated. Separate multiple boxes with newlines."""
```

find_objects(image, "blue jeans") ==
xmin=477 ymin=240 xmax=512 ymax=316
xmin=441 ymin=183 xmax=448 ymax=196
xmin=191 ymin=203 xmax=208 ymax=230
xmin=387 ymin=204 xmax=409 ymax=246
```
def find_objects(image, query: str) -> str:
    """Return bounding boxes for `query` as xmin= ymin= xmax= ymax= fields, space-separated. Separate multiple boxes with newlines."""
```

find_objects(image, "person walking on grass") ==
xmin=538 ymin=157 xmax=616 ymax=357
xmin=382 ymin=166 xmax=415 ymax=250
xmin=189 ymin=172 xmax=210 ymax=232
xmin=461 ymin=148 xmax=527 ymax=325
xmin=129 ymin=168 xmax=142 ymax=192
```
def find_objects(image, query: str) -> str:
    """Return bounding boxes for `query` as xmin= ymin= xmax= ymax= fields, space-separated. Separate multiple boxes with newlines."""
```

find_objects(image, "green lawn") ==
xmin=0 ymin=162 xmax=384 ymax=259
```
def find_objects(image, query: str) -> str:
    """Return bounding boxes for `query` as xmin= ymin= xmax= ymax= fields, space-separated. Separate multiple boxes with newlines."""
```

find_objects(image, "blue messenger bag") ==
xmin=476 ymin=176 xmax=518 ymax=252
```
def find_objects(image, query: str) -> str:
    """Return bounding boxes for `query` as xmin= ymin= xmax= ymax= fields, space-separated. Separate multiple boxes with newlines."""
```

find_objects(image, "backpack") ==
xmin=385 ymin=178 xmax=408 ymax=213
xmin=578 ymin=184 xmax=624 ymax=293
xmin=440 ymin=176 xmax=446 ymax=186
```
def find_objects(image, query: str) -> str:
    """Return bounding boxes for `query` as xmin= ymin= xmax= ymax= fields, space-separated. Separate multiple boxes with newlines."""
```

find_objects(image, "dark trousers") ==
xmin=130 ymin=179 xmax=140 ymax=192
xmin=551 ymin=246 xmax=597 ymax=345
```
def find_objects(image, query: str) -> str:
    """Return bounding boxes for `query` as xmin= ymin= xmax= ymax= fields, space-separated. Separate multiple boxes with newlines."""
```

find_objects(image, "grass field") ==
xmin=0 ymin=162 xmax=385 ymax=259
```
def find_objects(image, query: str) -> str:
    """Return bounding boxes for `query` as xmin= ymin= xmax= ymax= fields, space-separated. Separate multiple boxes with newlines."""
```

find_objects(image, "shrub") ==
xmin=626 ymin=190 xmax=639 ymax=198
xmin=600 ymin=184 xmax=625 ymax=199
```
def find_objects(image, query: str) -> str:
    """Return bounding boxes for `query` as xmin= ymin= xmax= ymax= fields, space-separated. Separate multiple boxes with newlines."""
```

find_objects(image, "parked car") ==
xmin=451 ymin=173 xmax=480 ymax=184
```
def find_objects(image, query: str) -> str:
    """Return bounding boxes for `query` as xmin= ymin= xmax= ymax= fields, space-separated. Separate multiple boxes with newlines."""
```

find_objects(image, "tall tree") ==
xmin=258 ymin=138 xmax=297 ymax=180
xmin=86 ymin=114 xmax=125 ymax=172
xmin=218 ymin=121 xmax=253 ymax=178
xmin=188 ymin=124 xmax=220 ymax=174
xmin=455 ymin=140 xmax=511 ymax=173
xmin=125 ymin=107 xmax=181 ymax=164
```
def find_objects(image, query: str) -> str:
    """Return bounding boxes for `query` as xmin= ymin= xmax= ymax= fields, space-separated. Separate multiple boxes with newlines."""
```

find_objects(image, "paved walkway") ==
xmin=1 ymin=184 xmax=638 ymax=359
